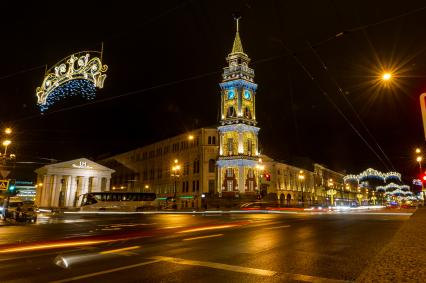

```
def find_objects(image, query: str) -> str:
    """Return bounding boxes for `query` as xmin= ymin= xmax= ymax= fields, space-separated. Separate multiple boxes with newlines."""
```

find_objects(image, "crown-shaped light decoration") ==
xmin=36 ymin=51 xmax=108 ymax=111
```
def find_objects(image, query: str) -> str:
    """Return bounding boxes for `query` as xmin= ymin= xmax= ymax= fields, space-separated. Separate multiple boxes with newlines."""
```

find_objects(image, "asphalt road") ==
xmin=0 ymin=211 xmax=411 ymax=283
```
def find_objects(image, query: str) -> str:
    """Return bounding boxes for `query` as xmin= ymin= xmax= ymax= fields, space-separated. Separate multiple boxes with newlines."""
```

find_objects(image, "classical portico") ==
xmin=35 ymin=158 xmax=115 ymax=208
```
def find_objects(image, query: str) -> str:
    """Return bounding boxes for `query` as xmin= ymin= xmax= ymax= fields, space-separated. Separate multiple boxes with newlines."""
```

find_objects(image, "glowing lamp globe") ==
xmin=382 ymin=73 xmax=392 ymax=81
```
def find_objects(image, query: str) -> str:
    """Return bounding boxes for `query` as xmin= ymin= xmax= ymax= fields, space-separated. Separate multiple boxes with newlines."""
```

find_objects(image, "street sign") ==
xmin=0 ymin=170 xmax=10 ymax=178
xmin=419 ymin=93 xmax=426 ymax=140
xmin=0 ymin=180 xmax=9 ymax=190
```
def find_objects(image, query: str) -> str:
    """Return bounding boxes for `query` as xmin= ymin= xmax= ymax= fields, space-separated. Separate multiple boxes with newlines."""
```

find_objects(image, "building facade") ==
xmin=217 ymin=19 xmax=261 ymax=198
xmin=35 ymin=158 xmax=114 ymax=208
xmin=97 ymin=20 xmax=346 ymax=208
xmin=100 ymin=128 xmax=219 ymax=209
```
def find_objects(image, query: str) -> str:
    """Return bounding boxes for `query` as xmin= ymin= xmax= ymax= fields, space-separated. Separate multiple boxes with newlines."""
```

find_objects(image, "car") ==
xmin=2 ymin=197 xmax=37 ymax=223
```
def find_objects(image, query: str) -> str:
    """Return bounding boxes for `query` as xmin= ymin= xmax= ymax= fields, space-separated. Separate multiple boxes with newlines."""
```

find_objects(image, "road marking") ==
xmin=99 ymin=245 xmax=140 ymax=256
xmin=49 ymin=259 xmax=162 ymax=283
xmin=0 ymin=240 xmax=114 ymax=253
xmin=182 ymin=234 xmax=223 ymax=241
xmin=177 ymin=224 xmax=239 ymax=233
xmin=278 ymin=273 xmax=351 ymax=283
xmin=151 ymin=256 xmax=277 ymax=276
xmin=263 ymin=225 xmax=291 ymax=230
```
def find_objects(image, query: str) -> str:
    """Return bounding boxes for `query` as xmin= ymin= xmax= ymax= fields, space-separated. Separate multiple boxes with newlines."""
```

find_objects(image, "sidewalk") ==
xmin=356 ymin=207 xmax=426 ymax=282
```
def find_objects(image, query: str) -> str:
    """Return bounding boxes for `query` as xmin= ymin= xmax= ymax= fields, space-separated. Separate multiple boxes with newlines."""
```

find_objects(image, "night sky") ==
xmin=2 ymin=0 xmax=426 ymax=182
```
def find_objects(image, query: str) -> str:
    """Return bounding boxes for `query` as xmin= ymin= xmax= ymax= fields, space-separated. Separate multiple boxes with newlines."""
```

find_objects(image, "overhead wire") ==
xmin=306 ymin=41 xmax=396 ymax=171
xmin=288 ymin=49 xmax=392 ymax=171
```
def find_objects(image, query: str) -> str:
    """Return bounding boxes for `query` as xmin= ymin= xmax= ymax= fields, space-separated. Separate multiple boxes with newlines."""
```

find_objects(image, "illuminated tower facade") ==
xmin=217 ymin=19 xmax=261 ymax=195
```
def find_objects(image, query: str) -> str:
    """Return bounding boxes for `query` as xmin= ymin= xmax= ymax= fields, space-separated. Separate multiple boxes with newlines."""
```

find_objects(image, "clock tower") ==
xmin=217 ymin=18 xmax=261 ymax=196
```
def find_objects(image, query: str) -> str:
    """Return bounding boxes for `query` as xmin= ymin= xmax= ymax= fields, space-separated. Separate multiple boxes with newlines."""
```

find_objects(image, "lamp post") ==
xmin=298 ymin=170 xmax=305 ymax=207
xmin=256 ymin=159 xmax=265 ymax=199
xmin=326 ymin=178 xmax=336 ymax=206
xmin=415 ymin=148 xmax=425 ymax=205
xmin=171 ymin=159 xmax=181 ymax=200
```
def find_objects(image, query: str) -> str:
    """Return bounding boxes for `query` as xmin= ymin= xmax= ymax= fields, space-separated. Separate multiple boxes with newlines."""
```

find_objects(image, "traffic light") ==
xmin=264 ymin=173 xmax=271 ymax=182
xmin=7 ymin=179 xmax=16 ymax=195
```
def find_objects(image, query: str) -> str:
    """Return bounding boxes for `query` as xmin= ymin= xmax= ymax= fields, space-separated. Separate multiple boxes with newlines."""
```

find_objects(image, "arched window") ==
xmin=227 ymin=106 xmax=236 ymax=118
xmin=244 ymin=107 xmax=252 ymax=119
xmin=208 ymin=159 xmax=215 ymax=173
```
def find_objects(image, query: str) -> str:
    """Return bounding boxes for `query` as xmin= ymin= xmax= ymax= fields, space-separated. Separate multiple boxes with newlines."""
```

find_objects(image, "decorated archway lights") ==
xmin=36 ymin=51 xmax=108 ymax=111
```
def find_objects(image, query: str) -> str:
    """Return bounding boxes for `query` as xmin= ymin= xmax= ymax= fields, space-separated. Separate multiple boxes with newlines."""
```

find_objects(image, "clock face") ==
xmin=227 ymin=89 xmax=235 ymax=99
xmin=244 ymin=89 xmax=251 ymax=100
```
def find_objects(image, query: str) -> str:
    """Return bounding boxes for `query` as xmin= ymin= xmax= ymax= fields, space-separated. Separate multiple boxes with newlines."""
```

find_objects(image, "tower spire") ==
xmin=231 ymin=16 xmax=244 ymax=54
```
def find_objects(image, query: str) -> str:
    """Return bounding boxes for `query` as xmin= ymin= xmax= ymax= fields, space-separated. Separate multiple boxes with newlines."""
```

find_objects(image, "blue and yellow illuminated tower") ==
xmin=217 ymin=18 xmax=261 ymax=196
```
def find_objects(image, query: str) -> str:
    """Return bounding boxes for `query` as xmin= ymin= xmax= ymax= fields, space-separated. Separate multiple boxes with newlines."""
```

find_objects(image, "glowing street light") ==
xmin=4 ymin=128 xmax=12 ymax=135
xmin=298 ymin=170 xmax=305 ymax=206
xmin=416 ymin=148 xmax=421 ymax=154
xmin=2 ymin=140 xmax=11 ymax=156
xmin=382 ymin=72 xmax=392 ymax=81
xmin=188 ymin=135 xmax=194 ymax=140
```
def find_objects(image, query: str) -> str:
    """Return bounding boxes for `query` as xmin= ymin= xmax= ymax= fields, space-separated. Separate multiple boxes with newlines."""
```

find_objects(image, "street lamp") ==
xmin=171 ymin=159 xmax=181 ymax=200
xmin=2 ymin=140 xmax=11 ymax=156
xmin=4 ymin=128 xmax=12 ymax=135
xmin=415 ymin=148 xmax=426 ymax=205
xmin=326 ymin=178 xmax=337 ymax=206
xmin=382 ymin=72 xmax=392 ymax=81
xmin=256 ymin=160 xmax=265 ymax=198
xmin=298 ymin=170 xmax=305 ymax=206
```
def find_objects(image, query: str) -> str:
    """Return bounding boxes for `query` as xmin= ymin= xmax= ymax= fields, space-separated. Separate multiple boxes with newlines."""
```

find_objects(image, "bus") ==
xmin=77 ymin=192 xmax=158 ymax=212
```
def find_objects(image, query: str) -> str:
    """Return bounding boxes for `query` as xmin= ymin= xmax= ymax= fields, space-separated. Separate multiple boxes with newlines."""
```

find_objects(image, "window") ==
xmin=247 ymin=139 xmax=252 ymax=155
xmin=142 ymin=170 xmax=148 ymax=181
xmin=212 ymin=136 xmax=216 ymax=144
xmin=184 ymin=163 xmax=190 ymax=175
xmin=227 ymin=138 xmax=233 ymax=155
xmin=227 ymin=180 xmax=233 ymax=191
xmin=248 ymin=180 xmax=254 ymax=191
xmin=196 ymin=180 xmax=199 ymax=192
xmin=208 ymin=136 xmax=212 ymax=145
xmin=149 ymin=150 xmax=155 ymax=159
xmin=192 ymin=180 xmax=195 ymax=192
xmin=244 ymin=107 xmax=252 ymax=119
xmin=156 ymin=148 xmax=162 ymax=157
xmin=164 ymin=145 xmax=169 ymax=154
xmin=149 ymin=169 xmax=155 ymax=180
xmin=142 ymin=152 xmax=148 ymax=160
xmin=193 ymin=160 xmax=200 ymax=174
xmin=208 ymin=180 xmax=215 ymax=193
xmin=208 ymin=159 xmax=215 ymax=173
xmin=248 ymin=168 xmax=254 ymax=178
xmin=226 ymin=168 xmax=233 ymax=177
xmin=157 ymin=168 xmax=162 ymax=179
xmin=227 ymin=106 xmax=236 ymax=117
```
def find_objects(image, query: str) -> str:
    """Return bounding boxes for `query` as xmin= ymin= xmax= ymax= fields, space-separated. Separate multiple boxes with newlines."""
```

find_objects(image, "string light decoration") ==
xmin=36 ymin=51 xmax=107 ymax=111
xmin=376 ymin=183 xmax=410 ymax=192
xmin=343 ymin=168 xmax=402 ymax=183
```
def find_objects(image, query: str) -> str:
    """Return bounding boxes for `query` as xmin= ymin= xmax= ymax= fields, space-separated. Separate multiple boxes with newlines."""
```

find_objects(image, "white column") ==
xmin=69 ymin=176 xmax=79 ymax=207
xmin=105 ymin=178 xmax=111 ymax=191
xmin=51 ymin=175 xmax=61 ymax=208
xmin=64 ymin=176 xmax=72 ymax=207
xmin=218 ymin=167 xmax=224 ymax=192
xmin=81 ymin=177 xmax=89 ymax=195
xmin=239 ymin=166 xmax=244 ymax=192
xmin=219 ymin=133 xmax=223 ymax=155
xmin=92 ymin=177 xmax=101 ymax=192
xmin=238 ymin=132 xmax=244 ymax=154
xmin=42 ymin=175 xmax=51 ymax=207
